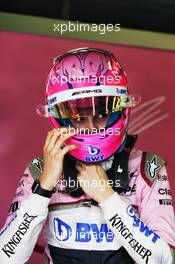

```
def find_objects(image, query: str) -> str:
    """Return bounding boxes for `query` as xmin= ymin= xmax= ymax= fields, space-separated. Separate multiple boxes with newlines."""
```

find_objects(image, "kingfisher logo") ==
xmin=53 ymin=217 xmax=114 ymax=243
xmin=87 ymin=145 xmax=101 ymax=155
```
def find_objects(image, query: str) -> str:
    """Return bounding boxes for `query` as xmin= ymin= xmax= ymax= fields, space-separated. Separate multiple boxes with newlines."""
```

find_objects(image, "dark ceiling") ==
xmin=1 ymin=0 xmax=175 ymax=34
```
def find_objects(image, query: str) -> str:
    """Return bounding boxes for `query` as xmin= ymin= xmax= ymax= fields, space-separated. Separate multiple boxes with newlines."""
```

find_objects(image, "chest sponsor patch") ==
xmin=53 ymin=217 xmax=114 ymax=243
xmin=119 ymin=184 xmax=136 ymax=195
xmin=158 ymin=188 xmax=171 ymax=196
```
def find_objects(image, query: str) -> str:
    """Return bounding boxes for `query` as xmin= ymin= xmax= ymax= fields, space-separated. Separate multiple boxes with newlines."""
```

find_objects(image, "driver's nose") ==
xmin=85 ymin=116 xmax=95 ymax=129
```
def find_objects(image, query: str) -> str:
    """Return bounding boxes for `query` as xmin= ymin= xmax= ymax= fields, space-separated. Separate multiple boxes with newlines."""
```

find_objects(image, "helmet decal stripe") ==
xmin=47 ymin=86 xmax=128 ymax=106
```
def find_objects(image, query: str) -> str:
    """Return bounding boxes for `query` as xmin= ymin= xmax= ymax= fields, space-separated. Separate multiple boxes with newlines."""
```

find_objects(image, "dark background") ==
xmin=1 ymin=0 xmax=175 ymax=34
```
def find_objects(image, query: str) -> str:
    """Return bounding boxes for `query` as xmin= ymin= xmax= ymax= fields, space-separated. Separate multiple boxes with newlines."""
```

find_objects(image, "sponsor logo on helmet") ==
xmin=48 ymin=96 xmax=57 ymax=105
xmin=87 ymin=145 xmax=101 ymax=155
xmin=72 ymin=89 xmax=102 ymax=96
xmin=85 ymin=155 xmax=104 ymax=162
xmin=116 ymin=87 xmax=127 ymax=95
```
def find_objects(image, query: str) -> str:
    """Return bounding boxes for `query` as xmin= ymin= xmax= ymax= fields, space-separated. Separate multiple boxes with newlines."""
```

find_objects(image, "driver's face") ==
xmin=70 ymin=113 xmax=109 ymax=130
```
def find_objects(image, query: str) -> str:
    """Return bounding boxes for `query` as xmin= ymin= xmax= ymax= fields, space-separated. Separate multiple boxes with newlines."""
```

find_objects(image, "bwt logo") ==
xmin=87 ymin=145 xmax=101 ymax=155
xmin=126 ymin=205 xmax=160 ymax=243
xmin=85 ymin=155 xmax=104 ymax=162
xmin=54 ymin=217 xmax=114 ymax=243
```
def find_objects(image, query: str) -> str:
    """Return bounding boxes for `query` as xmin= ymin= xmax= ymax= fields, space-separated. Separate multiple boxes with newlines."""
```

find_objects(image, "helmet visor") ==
xmin=49 ymin=96 xmax=119 ymax=119
xmin=47 ymin=95 xmax=139 ymax=119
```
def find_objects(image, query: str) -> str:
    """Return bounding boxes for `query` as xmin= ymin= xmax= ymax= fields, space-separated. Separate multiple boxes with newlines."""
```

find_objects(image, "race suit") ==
xmin=0 ymin=148 xmax=175 ymax=264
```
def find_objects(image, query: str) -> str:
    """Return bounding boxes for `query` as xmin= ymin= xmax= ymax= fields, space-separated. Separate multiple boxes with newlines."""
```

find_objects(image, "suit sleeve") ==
xmin=99 ymin=166 xmax=174 ymax=264
xmin=0 ymin=166 xmax=50 ymax=264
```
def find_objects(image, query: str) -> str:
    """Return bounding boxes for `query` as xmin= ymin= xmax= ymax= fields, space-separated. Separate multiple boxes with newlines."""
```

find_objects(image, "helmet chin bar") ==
xmin=106 ymin=111 xmax=123 ymax=128
xmin=67 ymin=132 xmax=128 ymax=165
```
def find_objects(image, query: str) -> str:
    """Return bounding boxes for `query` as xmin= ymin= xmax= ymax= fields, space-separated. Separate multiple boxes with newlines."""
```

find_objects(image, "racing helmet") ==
xmin=38 ymin=47 xmax=139 ymax=163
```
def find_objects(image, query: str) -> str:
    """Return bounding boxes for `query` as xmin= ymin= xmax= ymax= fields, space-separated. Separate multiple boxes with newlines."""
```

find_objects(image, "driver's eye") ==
xmin=97 ymin=113 xmax=108 ymax=119
xmin=75 ymin=117 xmax=85 ymax=122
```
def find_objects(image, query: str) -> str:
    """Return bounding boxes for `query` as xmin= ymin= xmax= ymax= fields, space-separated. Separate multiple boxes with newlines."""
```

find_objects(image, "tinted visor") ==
xmin=48 ymin=96 xmax=125 ymax=119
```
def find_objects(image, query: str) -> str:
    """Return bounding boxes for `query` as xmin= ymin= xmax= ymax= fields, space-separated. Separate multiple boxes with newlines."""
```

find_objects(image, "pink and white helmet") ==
xmin=40 ymin=47 xmax=139 ymax=163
